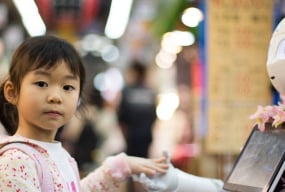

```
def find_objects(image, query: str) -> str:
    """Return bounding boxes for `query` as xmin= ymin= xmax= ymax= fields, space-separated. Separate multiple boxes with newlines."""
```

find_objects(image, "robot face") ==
xmin=267 ymin=59 xmax=285 ymax=95
xmin=267 ymin=18 xmax=285 ymax=95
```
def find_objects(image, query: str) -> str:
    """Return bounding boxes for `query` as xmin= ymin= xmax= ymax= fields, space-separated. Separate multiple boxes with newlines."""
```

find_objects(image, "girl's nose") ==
xmin=47 ymin=93 xmax=62 ymax=104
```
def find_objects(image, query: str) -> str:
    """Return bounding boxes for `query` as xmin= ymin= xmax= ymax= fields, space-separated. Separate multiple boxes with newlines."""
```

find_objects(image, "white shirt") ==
xmin=32 ymin=139 xmax=80 ymax=191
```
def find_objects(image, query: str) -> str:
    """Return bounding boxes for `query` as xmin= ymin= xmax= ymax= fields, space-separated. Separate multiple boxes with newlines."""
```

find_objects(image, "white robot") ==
xmin=267 ymin=17 xmax=285 ymax=100
xmin=131 ymin=17 xmax=285 ymax=192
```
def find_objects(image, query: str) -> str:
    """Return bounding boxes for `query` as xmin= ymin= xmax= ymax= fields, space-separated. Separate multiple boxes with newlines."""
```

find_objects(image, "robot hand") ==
xmin=132 ymin=151 xmax=178 ymax=192
xmin=132 ymin=151 xmax=225 ymax=192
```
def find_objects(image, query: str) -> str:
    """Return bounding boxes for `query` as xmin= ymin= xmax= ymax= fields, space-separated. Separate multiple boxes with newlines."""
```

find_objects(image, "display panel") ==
xmin=223 ymin=124 xmax=285 ymax=192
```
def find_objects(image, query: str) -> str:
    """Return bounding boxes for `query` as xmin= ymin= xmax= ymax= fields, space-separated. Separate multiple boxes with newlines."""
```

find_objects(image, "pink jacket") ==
xmin=0 ymin=135 xmax=131 ymax=192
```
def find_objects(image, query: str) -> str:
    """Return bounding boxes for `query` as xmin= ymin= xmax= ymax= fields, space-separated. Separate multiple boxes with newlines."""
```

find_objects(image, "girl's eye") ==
xmin=35 ymin=81 xmax=48 ymax=87
xmin=63 ymin=85 xmax=75 ymax=91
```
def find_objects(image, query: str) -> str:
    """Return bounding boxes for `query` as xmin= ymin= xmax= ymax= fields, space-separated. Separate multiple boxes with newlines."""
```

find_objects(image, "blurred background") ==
xmin=0 ymin=0 xmax=283 ymax=191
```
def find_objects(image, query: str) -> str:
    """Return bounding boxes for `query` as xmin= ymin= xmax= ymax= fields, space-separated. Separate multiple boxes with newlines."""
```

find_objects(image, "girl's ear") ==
xmin=4 ymin=80 xmax=18 ymax=105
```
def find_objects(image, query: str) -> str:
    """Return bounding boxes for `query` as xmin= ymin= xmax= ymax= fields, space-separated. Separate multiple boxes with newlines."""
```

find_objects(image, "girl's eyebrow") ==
xmin=34 ymin=70 xmax=78 ymax=80
xmin=34 ymin=70 xmax=50 ymax=77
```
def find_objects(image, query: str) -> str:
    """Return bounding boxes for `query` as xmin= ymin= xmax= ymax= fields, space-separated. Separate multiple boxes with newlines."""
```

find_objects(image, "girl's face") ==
xmin=14 ymin=61 xmax=80 ymax=142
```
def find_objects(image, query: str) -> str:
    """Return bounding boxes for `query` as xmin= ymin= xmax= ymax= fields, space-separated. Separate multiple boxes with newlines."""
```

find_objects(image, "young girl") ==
xmin=0 ymin=35 xmax=168 ymax=191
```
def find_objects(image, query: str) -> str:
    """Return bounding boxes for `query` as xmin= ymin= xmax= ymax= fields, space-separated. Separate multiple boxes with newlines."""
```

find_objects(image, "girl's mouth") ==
xmin=44 ymin=111 xmax=62 ymax=118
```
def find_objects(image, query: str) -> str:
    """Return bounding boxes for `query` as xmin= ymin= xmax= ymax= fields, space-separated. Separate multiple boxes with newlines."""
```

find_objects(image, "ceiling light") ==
xmin=13 ymin=0 xmax=46 ymax=36
xmin=104 ymin=0 xmax=133 ymax=39
xmin=181 ymin=7 xmax=203 ymax=28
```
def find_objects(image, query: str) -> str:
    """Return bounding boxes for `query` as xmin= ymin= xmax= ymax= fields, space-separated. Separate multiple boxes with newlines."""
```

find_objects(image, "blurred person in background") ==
xmin=117 ymin=60 xmax=157 ymax=191
xmin=117 ymin=60 xmax=157 ymax=158
xmin=93 ymin=90 xmax=126 ymax=162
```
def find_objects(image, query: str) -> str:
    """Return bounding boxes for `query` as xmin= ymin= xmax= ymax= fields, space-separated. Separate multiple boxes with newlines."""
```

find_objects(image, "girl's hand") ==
xmin=126 ymin=156 xmax=169 ymax=176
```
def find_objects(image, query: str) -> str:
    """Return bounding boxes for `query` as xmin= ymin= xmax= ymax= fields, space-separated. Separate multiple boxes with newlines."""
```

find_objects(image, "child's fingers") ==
xmin=152 ymin=156 xmax=167 ymax=163
xmin=127 ymin=156 xmax=169 ymax=175
xmin=142 ymin=166 xmax=166 ymax=176
xmin=144 ymin=165 xmax=168 ymax=176
xmin=146 ymin=161 xmax=169 ymax=174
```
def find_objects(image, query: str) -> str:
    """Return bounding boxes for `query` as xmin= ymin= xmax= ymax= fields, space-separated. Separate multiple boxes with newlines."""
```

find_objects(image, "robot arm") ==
xmin=133 ymin=163 xmax=225 ymax=192
xmin=175 ymin=169 xmax=225 ymax=192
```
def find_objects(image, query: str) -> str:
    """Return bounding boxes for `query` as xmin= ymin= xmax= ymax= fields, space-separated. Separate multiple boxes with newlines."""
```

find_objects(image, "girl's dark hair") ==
xmin=0 ymin=35 xmax=86 ymax=135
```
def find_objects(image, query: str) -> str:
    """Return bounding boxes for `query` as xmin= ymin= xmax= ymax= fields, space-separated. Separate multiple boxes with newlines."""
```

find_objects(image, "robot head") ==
xmin=267 ymin=18 xmax=285 ymax=96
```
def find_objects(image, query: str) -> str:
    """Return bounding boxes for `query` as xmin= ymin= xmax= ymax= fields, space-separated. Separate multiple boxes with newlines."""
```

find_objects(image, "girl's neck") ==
xmin=15 ymin=128 xmax=56 ymax=143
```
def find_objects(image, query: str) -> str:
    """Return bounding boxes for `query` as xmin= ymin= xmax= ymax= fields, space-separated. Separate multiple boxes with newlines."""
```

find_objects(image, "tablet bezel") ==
xmin=223 ymin=124 xmax=285 ymax=192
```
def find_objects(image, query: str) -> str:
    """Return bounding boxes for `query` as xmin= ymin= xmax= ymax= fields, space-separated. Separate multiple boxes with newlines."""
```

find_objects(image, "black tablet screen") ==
xmin=224 ymin=125 xmax=285 ymax=192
